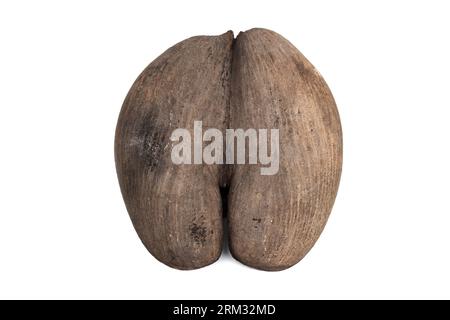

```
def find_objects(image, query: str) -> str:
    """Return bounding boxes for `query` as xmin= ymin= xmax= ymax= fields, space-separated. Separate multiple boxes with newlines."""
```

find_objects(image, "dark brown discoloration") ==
xmin=137 ymin=109 xmax=167 ymax=171
xmin=115 ymin=28 xmax=342 ymax=271
xmin=190 ymin=222 xmax=208 ymax=246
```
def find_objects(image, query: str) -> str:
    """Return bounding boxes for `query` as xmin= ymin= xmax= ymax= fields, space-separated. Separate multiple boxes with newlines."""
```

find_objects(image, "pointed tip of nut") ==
xmin=223 ymin=30 xmax=234 ymax=40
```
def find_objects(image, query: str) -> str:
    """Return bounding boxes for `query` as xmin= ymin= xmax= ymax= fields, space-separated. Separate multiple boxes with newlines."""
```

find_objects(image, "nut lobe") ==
xmin=115 ymin=32 xmax=233 ymax=270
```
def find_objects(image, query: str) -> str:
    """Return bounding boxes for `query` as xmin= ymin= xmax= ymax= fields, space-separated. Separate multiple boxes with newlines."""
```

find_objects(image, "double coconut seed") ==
xmin=115 ymin=28 xmax=342 ymax=271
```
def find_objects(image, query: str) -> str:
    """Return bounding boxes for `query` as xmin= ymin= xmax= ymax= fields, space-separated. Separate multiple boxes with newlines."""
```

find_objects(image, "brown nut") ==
xmin=115 ymin=28 xmax=342 ymax=271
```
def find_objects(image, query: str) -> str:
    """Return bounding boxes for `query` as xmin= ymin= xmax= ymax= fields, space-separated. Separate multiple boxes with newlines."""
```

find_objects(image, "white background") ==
xmin=1 ymin=0 xmax=449 ymax=299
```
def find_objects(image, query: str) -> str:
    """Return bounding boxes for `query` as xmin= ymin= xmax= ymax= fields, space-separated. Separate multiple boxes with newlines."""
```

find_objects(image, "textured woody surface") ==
xmin=115 ymin=32 xmax=233 ymax=269
xmin=115 ymin=28 xmax=342 ymax=271
xmin=229 ymin=29 xmax=342 ymax=270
